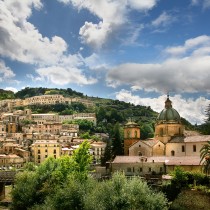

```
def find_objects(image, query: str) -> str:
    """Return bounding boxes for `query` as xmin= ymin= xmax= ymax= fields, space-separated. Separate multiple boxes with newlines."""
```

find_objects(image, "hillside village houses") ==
xmin=0 ymin=93 xmax=209 ymax=177
xmin=0 ymin=94 xmax=105 ymax=168
xmin=111 ymin=95 xmax=210 ymax=176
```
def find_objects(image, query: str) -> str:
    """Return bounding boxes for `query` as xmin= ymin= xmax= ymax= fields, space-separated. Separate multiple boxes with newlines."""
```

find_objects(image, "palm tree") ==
xmin=200 ymin=141 xmax=210 ymax=175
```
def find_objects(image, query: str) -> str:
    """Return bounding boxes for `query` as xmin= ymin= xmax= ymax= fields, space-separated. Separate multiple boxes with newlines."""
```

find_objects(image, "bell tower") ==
xmin=124 ymin=121 xmax=140 ymax=155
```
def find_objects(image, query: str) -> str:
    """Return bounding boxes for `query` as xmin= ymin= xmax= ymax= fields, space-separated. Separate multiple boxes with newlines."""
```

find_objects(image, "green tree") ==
xmin=140 ymin=123 xmax=154 ymax=140
xmin=200 ymin=141 xmax=210 ymax=175
xmin=11 ymin=141 xmax=92 ymax=209
xmin=112 ymin=122 xmax=123 ymax=157
xmin=171 ymin=166 xmax=188 ymax=188
xmin=72 ymin=140 xmax=93 ymax=180
xmin=84 ymin=173 xmax=168 ymax=210
xmin=101 ymin=140 xmax=112 ymax=166
xmin=75 ymin=119 xmax=94 ymax=132
xmin=11 ymin=171 xmax=38 ymax=210
xmin=96 ymin=106 xmax=107 ymax=123
xmin=80 ymin=131 xmax=91 ymax=139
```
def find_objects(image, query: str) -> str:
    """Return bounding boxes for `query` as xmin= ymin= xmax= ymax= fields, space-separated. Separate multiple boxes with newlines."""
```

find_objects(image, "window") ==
xmin=127 ymin=167 xmax=132 ymax=172
xmin=45 ymin=149 xmax=47 ymax=153
xmin=45 ymin=155 xmax=48 ymax=158
xmin=171 ymin=150 xmax=175 ymax=156
xmin=160 ymin=128 xmax=163 ymax=136
xmin=38 ymin=155 xmax=40 ymax=159
xmin=38 ymin=149 xmax=40 ymax=154
xmin=148 ymin=167 xmax=151 ymax=172
xmin=54 ymin=149 xmax=56 ymax=154
xmin=135 ymin=130 xmax=138 ymax=138
xmin=182 ymin=145 xmax=185 ymax=152
xmin=127 ymin=131 xmax=131 ymax=138
xmin=193 ymin=145 xmax=196 ymax=152
xmin=140 ymin=167 xmax=143 ymax=172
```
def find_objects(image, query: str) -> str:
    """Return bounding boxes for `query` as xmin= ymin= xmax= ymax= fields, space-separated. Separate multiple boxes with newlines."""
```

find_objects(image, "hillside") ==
xmin=0 ymin=87 xmax=195 ymax=138
xmin=0 ymin=89 xmax=15 ymax=100
xmin=14 ymin=87 xmax=84 ymax=99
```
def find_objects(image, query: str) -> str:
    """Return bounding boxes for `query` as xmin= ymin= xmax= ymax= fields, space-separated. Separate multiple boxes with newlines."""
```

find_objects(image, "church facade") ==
xmin=112 ymin=96 xmax=209 ymax=175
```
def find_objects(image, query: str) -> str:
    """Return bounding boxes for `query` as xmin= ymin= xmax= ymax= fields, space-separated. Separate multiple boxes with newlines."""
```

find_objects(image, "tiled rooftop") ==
xmin=170 ymin=135 xmax=210 ymax=143
xmin=112 ymin=155 xmax=202 ymax=165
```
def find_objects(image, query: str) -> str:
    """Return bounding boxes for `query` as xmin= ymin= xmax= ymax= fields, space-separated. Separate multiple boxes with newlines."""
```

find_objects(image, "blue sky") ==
xmin=1 ymin=0 xmax=210 ymax=124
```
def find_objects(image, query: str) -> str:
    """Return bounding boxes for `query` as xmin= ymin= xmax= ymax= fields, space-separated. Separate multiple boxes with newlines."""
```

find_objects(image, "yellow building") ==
xmin=31 ymin=140 xmax=61 ymax=164
xmin=124 ymin=121 xmax=140 ymax=155
xmin=7 ymin=122 xmax=18 ymax=133
xmin=31 ymin=113 xmax=59 ymax=124
xmin=90 ymin=141 xmax=106 ymax=162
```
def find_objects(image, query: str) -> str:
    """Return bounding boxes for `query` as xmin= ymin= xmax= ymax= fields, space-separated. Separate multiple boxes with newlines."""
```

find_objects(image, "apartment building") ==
xmin=31 ymin=113 xmax=59 ymax=124
xmin=90 ymin=141 xmax=106 ymax=162
xmin=31 ymin=140 xmax=61 ymax=164
xmin=22 ymin=122 xmax=62 ymax=135
xmin=59 ymin=113 xmax=96 ymax=125
xmin=60 ymin=124 xmax=79 ymax=137
xmin=0 ymin=154 xmax=25 ymax=168
xmin=0 ymin=121 xmax=6 ymax=136
xmin=24 ymin=94 xmax=71 ymax=105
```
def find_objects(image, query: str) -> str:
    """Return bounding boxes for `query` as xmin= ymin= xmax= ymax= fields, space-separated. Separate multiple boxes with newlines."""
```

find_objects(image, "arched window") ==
xmin=127 ymin=130 xmax=131 ymax=138
xmin=160 ymin=128 xmax=163 ymax=136
xmin=135 ymin=130 xmax=138 ymax=138
xmin=171 ymin=150 xmax=175 ymax=156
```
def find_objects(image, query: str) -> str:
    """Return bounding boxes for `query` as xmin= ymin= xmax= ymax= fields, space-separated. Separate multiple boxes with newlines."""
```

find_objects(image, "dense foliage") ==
xmin=197 ymin=104 xmax=210 ymax=134
xmin=12 ymin=171 xmax=168 ymax=210
xmin=11 ymin=141 xmax=92 ymax=210
xmin=0 ymin=89 xmax=15 ymax=99
xmin=11 ymin=139 xmax=168 ymax=210
xmin=200 ymin=141 xmax=210 ymax=175
xmin=14 ymin=87 xmax=84 ymax=99
xmin=170 ymin=190 xmax=210 ymax=210
xmin=111 ymin=122 xmax=123 ymax=157
xmin=162 ymin=166 xmax=210 ymax=202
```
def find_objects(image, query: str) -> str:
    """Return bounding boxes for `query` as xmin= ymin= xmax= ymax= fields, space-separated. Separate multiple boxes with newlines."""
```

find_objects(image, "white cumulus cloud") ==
xmin=35 ymin=66 xmax=97 ymax=86
xmin=4 ymin=87 xmax=18 ymax=93
xmin=58 ymin=0 xmax=158 ymax=48
xmin=0 ymin=0 xmax=98 ymax=86
xmin=0 ymin=60 xmax=15 ymax=82
xmin=191 ymin=0 xmax=210 ymax=8
xmin=107 ymin=35 xmax=210 ymax=94
xmin=151 ymin=11 xmax=174 ymax=28
xmin=0 ymin=0 xmax=67 ymax=65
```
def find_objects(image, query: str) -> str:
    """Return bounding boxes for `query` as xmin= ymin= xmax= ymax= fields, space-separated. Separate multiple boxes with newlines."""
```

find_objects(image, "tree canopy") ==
xmin=200 ymin=141 xmax=210 ymax=175
xmin=11 ymin=141 xmax=92 ymax=210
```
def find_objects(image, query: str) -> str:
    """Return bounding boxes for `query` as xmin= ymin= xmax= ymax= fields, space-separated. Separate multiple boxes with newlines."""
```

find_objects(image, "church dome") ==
xmin=156 ymin=95 xmax=181 ymax=123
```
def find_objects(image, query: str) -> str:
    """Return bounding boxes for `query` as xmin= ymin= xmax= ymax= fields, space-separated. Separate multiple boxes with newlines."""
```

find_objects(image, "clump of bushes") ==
xmin=161 ymin=167 xmax=210 ymax=202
